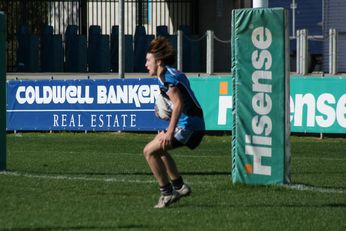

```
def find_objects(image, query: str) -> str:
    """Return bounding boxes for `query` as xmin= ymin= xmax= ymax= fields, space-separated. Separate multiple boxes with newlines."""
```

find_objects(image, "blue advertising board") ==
xmin=6 ymin=76 xmax=346 ymax=133
xmin=7 ymin=79 xmax=168 ymax=131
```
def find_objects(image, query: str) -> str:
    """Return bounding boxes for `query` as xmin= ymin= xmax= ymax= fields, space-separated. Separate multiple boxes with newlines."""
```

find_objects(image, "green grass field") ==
xmin=0 ymin=132 xmax=345 ymax=231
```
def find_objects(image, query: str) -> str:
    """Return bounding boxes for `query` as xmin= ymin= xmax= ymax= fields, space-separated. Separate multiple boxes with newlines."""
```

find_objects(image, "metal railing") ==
xmin=1 ymin=1 xmax=342 ymax=75
xmin=296 ymin=28 xmax=339 ymax=75
xmin=0 ymin=0 xmax=198 ymax=72
xmin=328 ymin=28 xmax=337 ymax=75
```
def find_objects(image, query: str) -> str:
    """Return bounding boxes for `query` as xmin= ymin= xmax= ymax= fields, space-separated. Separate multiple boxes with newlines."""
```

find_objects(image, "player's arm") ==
xmin=162 ymin=86 xmax=183 ymax=148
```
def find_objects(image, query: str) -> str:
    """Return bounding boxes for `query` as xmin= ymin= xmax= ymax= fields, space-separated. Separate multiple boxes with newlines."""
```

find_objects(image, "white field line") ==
xmin=283 ymin=184 xmax=346 ymax=194
xmin=0 ymin=171 xmax=156 ymax=184
xmin=1 ymin=171 xmax=345 ymax=194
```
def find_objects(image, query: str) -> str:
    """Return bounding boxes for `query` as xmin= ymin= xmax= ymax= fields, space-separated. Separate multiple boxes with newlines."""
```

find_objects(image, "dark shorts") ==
xmin=171 ymin=127 xmax=205 ymax=150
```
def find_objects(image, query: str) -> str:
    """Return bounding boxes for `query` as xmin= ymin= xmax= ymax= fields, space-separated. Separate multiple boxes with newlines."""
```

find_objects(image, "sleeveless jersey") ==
xmin=158 ymin=66 xmax=205 ymax=131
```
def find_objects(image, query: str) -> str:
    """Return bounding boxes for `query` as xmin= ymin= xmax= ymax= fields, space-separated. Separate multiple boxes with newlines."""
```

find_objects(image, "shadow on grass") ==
xmin=5 ymin=169 xmax=231 ymax=177
xmin=293 ymin=171 xmax=346 ymax=175
xmin=255 ymin=202 xmax=346 ymax=208
xmin=182 ymin=202 xmax=346 ymax=209
xmin=63 ymin=171 xmax=231 ymax=177
xmin=181 ymin=171 xmax=231 ymax=176
xmin=0 ymin=224 xmax=150 ymax=231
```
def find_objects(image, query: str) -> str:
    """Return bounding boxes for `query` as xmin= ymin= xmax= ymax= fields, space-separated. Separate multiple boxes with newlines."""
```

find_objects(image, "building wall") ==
xmin=323 ymin=0 xmax=346 ymax=72
xmin=198 ymin=0 xmax=237 ymax=72
xmin=49 ymin=1 xmax=193 ymax=36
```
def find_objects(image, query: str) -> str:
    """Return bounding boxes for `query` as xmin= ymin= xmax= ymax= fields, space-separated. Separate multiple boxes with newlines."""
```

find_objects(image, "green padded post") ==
xmin=0 ymin=12 xmax=6 ymax=171
xmin=231 ymin=8 xmax=290 ymax=184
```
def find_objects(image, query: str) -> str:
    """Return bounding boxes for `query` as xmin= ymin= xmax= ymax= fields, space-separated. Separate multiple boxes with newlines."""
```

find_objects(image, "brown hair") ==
xmin=147 ymin=37 xmax=176 ymax=66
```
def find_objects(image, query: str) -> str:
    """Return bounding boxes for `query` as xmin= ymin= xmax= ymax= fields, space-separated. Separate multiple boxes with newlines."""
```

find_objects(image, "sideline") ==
xmin=1 ymin=171 xmax=345 ymax=194
xmin=0 ymin=171 xmax=156 ymax=184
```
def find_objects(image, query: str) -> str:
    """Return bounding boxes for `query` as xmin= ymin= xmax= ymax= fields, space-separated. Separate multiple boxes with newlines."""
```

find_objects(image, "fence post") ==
xmin=0 ymin=12 xmax=6 ymax=171
xmin=206 ymin=30 xmax=214 ymax=75
xmin=296 ymin=30 xmax=300 ymax=74
xmin=300 ymin=29 xmax=308 ymax=75
xmin=329 ymin=28 xmax=337 ymax=75
xmin=177 ymin=30 xmax=183 ymax=71
xmin=118 ymin=0 xmax=125 ymax=78
xmin=253 ymin=0 xmax=268 ymax=8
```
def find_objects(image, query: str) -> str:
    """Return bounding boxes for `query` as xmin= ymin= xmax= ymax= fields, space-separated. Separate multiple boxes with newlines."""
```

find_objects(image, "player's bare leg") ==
xmin=143 ymin=133 xmax=170 ymax=187
xmin=160 ymin=152 xmax=179 ymax=180
xmin=143 ymin=133 xmax=179 ymax=208
xmin=161 ymin=152 xmax=192 ymax=198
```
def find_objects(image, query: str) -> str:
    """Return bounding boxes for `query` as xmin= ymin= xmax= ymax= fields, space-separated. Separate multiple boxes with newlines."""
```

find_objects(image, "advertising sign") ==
xmin=189 ymin=77 xmax=232 ymax=131
xmin=6 ymin=76 xmax=346 ymax=133
xmin=231 ymin=8 xmax=290 ymax=184
xmin=290 ymin=76 xmax=346 ymax=133
xmin=7 ymin=79 xmax=168 ymax=131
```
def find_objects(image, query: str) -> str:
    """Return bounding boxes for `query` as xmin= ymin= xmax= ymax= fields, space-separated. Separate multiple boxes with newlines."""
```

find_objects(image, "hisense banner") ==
xmin=290 ymin=76 xmax=346 ymax=133
xmin=231 ymin=8 xmax=290 ymax=184
xmin=189 ymin=77 xmax=232 ymax=131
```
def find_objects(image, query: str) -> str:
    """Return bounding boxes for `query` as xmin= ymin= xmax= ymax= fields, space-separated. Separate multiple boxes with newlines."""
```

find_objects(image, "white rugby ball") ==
xmin=154 ymin=93 xmax=173 ymax=120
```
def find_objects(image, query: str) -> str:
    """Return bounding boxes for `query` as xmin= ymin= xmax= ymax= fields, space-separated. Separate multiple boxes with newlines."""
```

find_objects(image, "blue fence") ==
xmin=16 ymin=24 xmax=201 ymax=73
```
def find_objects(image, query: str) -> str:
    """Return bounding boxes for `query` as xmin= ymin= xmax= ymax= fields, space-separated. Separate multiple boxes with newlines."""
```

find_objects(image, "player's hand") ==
xmin=160 ymin=131 xmax=173 ymax=150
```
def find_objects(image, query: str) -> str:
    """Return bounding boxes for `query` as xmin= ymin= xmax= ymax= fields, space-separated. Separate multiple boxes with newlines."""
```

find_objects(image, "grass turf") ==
xmin=0 ymin=132 xmax=345 ymax=230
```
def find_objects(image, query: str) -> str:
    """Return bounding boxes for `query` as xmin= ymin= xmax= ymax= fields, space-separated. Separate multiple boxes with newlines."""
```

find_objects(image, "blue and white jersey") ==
xmin=158 ymin=66 xmax=205 ymax=131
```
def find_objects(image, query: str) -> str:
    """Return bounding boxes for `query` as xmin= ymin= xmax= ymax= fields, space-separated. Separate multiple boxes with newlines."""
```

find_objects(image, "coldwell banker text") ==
xmin=10 ymin=81 xmax=162 ymax=130
xmin=15 ymin=84 xmax=160 ymax=107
